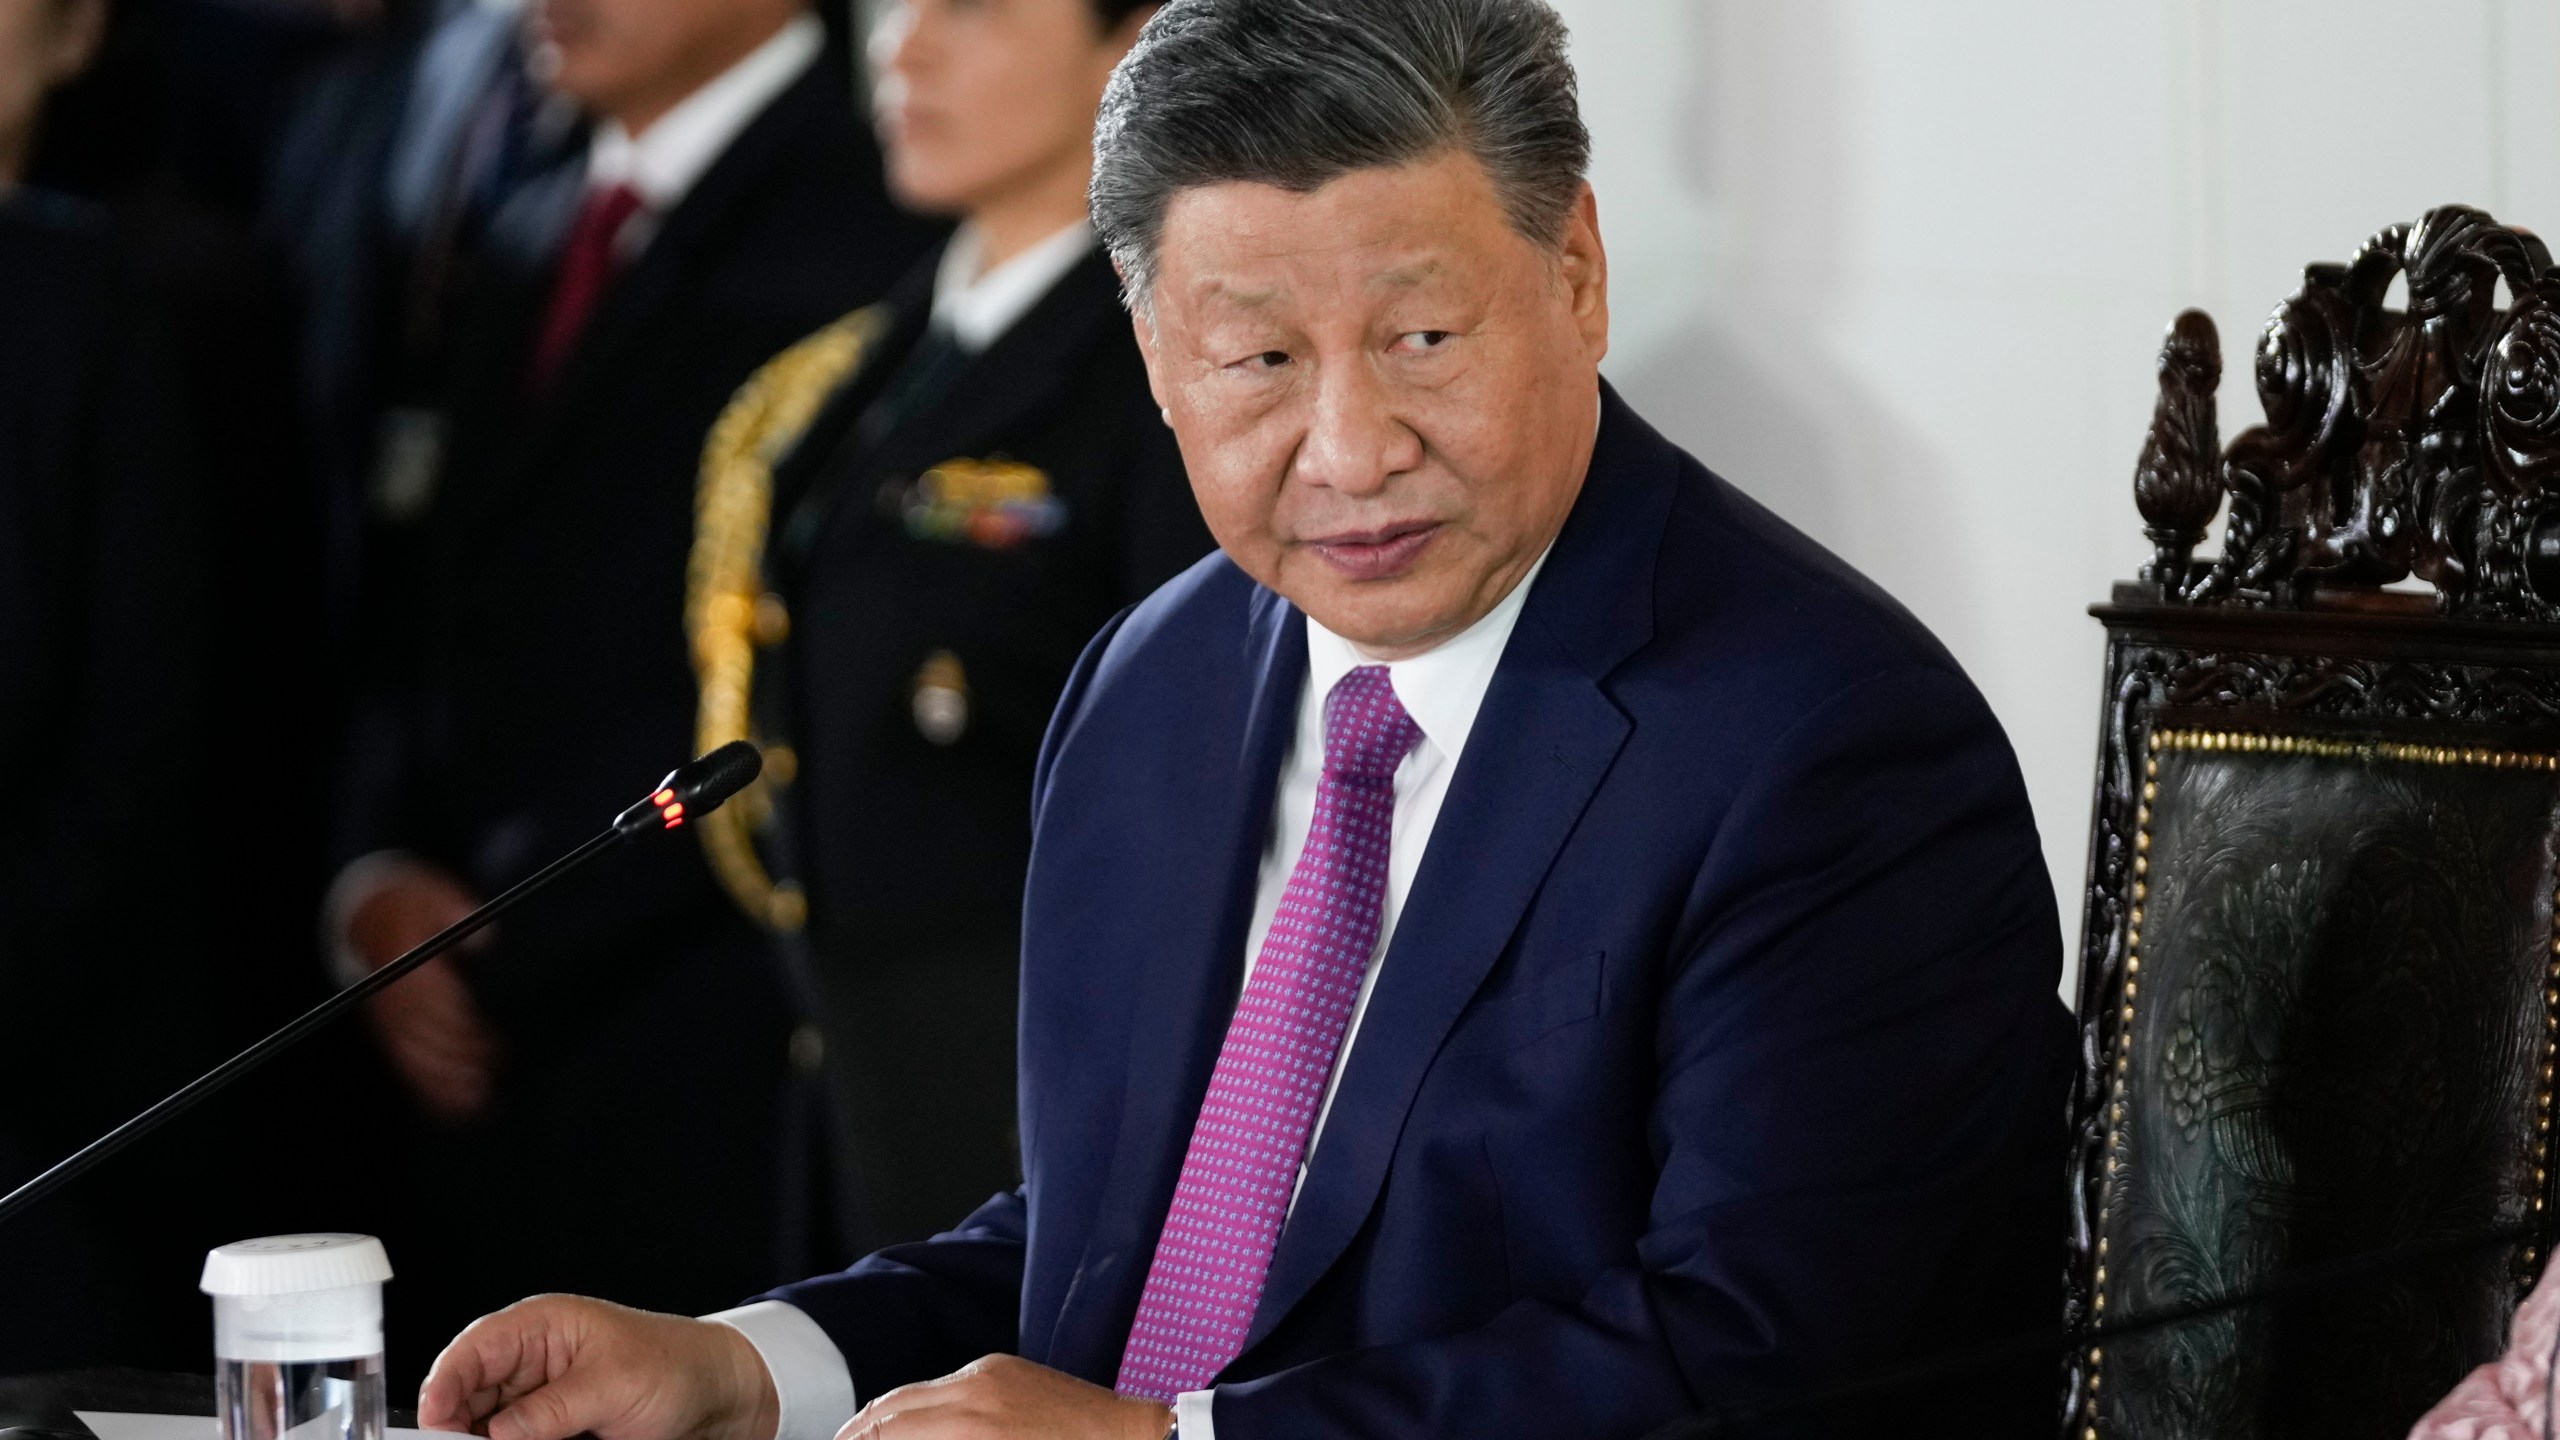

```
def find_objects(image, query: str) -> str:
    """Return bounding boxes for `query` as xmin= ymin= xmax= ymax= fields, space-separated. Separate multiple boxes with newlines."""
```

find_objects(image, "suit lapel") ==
xmin=769 ymin=246 xmax=1125 ymax=565
xmin=861 ymin=249 xmax=1126 ymax=481
xmin=536 ymin=63 xmax=834 ymax=432
xmin=763 ymin=262 xmax=934 ymax=576
xmin=1239 ymin=384 xmax=1675 ymax=1355
xmin=1050 ymin=584 xmax=1306 ymax=1377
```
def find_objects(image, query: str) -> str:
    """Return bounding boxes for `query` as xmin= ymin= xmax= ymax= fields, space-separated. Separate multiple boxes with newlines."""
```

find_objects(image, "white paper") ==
xmin=77 ymin=1411 xmax=472 ymax=1440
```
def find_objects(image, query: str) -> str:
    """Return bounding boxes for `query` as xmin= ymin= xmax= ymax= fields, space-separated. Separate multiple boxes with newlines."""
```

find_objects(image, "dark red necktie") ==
xmin=527 ymin=182 xmax=645 ymax=391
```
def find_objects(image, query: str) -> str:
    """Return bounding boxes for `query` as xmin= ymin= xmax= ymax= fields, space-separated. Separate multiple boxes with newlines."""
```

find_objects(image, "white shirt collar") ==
xmin=1303 ymin=546 xmax=1554 ymax=764
xmin=930 ymin=221 xmax=1096 ymax=353
xmin=585 ymin=12 xmax=822 ymax=212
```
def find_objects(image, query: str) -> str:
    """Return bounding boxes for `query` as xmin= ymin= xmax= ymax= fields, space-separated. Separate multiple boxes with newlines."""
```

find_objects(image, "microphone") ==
xmin=613 ymin=740 xmax=763 ymax=837
xmin=0 ymin=741 xmax=765 ymax=1230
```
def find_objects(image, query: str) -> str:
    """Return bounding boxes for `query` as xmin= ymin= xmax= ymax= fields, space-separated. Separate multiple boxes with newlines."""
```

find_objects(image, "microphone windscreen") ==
xmin=672 ymin=740 xmax=764 ymax=813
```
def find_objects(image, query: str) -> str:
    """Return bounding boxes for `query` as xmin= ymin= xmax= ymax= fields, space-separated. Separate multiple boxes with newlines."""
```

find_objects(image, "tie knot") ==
xmin=1322 ymin=665 xmax=1421 ymax=782
xmin=576 ymin=182 xmax=646 ymax=243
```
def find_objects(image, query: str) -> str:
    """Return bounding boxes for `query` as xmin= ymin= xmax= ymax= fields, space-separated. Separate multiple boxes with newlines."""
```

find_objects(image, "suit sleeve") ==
xmin=1210 ymin=665 xmax=2070 ymax=1439
xmin=759 ymin=1188 xmax=1033 ymax=1407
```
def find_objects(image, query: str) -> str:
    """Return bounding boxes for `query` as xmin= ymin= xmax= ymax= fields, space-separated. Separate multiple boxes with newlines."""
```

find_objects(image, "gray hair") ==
xmin=1090 ymin=0 xmax=1590 ymax=307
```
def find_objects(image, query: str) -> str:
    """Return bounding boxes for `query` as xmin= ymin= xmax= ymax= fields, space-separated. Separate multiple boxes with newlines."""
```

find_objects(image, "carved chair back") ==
xmin=2073 ymin=205 xmax=2560 ymax=1440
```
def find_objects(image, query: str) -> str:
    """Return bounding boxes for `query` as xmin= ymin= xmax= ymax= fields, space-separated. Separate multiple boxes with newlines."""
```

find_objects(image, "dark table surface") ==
xmin=0 ymin=1373 xmax=420 ymax=1438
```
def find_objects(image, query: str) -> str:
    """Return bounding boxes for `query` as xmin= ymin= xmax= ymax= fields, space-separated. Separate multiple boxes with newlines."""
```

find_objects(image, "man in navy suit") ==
xmin=417 ymin=0 xmax=2072 ymax=1435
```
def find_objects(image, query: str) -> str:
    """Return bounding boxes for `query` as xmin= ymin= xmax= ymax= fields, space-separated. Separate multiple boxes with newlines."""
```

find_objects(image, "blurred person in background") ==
xmin=2 ymin=0 xmax=402 ymax=1378
xmin=0 ymin=0 xmax=194 ymax=1375
xmin=688 ymin=0 xmax=1208 ymax=1261
xmin=319 ymin=0 xmax=940 ymax=1379
xmin=34 ymin=0 xmax=378 ymax=1002
xmin=272 ymin=0 xmax=584 ymax=717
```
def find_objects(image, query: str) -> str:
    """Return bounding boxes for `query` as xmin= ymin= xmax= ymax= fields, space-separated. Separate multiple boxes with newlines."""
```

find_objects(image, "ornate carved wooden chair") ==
xmin=2068 ymin=205 xmax=2560 ymax=1440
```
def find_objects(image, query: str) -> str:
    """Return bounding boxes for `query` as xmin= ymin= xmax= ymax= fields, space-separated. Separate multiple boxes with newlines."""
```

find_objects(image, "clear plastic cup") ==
xmin=200 ymin=1236 xmax=392 ymax=1440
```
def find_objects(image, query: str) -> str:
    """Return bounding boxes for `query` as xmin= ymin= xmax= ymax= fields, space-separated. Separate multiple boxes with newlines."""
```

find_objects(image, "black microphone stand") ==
xmin=0 ymin=742 xmax=762 ymax=1230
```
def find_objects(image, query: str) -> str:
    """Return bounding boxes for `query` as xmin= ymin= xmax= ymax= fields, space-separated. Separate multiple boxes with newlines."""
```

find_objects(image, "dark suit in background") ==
xmin=0 ymin=191 xmax=385 ymax=1373
xmin=25 ymin=0 xmax=366 ymax=1185
xmin=0 ymin=190 xmax=207 ymax=1373
xmin=270 ymin=0 xmax=581 ymax=697
xmin=6 ymin=0 xmax=421 ymax=1368
xmin=767 ymin=387 xmax=2071 ymax=1436
xmin=343 ymin=57 xmax=939 ymax=1371
xmin=698 ymin=243 xmax=1211 ymax=1257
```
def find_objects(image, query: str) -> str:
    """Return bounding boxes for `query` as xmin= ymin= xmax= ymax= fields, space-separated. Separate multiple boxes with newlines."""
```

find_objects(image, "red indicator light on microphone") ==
xmin=661 ymin=799 xmax=687 ymax=829
xmin=653 ymin=788 xmax=676 ymax=806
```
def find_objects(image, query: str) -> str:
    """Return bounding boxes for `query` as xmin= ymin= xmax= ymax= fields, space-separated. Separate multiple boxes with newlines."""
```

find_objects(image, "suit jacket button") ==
xmin=753 ymin=593 xmax=791 ymax=646
xmin=788 ymin=1022 xmax=825 ymax=1073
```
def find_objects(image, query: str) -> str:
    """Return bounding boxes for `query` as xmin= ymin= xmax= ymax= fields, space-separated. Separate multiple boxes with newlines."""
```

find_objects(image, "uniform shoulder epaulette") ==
xmin=686 ymin=305 xmax=883 ymax=933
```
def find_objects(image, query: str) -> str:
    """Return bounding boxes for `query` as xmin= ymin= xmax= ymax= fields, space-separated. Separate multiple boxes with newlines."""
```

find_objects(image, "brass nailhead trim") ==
xmin=2149 ymin=729 xmax=2560 ymax=769
xmin=2085 ymin=728 xmax=2560 ymax=1432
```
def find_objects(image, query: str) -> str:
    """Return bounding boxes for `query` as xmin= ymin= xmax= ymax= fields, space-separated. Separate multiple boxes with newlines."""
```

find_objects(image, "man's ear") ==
xmin=1558 ymin=183 xmax=1609 ymax=367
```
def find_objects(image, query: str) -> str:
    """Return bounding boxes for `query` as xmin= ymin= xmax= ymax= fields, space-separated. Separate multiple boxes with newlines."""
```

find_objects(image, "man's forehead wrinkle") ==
xmin=1369 ymin=257 xmax=1450 ymax=292
xmin=1174 ymin=248 xmax=1461 ymax=308
xmin=1194 ymin=275 xmax=1287 ymax=311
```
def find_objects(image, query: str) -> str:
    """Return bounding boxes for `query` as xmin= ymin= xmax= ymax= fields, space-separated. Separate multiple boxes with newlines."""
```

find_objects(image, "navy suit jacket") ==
xmin=770 ymin=387 xmax=2071 ymax=1435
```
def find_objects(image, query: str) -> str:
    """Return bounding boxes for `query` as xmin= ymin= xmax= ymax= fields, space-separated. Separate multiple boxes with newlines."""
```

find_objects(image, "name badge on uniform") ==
xmin=370 ymin=407 xmax=447 ymax=523
xmin=901 ymin=457 xmax=1066 ymax=549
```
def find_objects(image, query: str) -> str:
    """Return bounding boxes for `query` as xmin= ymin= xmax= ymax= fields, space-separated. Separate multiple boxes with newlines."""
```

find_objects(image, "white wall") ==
xmin=1547 ymin=0 xmax=2560 ymax=998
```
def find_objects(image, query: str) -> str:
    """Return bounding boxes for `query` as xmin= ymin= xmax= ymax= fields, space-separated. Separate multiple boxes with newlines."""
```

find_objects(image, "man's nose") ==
xmin=1293 ymin=358 xmax=1422 ymax=497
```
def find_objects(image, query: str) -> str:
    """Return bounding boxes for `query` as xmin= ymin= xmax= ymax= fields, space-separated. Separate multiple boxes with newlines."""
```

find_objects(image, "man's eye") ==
xmin=1230 ymin=350 xmax=1292 ymax=371
xmin=1399 ymin=331 xmax=1454 ymax=352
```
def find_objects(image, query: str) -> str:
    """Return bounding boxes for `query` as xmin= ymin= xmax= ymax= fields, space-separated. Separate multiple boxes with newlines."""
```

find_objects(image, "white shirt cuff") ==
xmin=1174 ymin=1389 xmax=1215 ymax=1439
xmin=707 ymin=1300 xmax=857 ymax=1440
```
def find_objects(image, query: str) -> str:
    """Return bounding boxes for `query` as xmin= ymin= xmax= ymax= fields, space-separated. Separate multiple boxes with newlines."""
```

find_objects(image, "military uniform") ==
xmin=691 ymin=238 xmax=1213 ymax=1253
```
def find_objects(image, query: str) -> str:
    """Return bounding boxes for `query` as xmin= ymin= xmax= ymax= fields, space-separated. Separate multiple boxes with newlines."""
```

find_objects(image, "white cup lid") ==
xmin=201 ymin=1234 xmax=393 ymax=1296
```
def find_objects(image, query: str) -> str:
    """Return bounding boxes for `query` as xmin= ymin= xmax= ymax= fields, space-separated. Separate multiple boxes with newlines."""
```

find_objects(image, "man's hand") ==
xmin=342 ymin=861 xmax=497 ymax=1121
xmin=835 ymin=1357 xmax=1170 ymax=1440
xmin=419 ymin=1295 xmax=781 ymax=1440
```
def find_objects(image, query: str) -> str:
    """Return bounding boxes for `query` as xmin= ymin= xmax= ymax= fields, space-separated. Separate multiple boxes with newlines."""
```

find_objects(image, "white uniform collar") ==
xmin=585 ymin=11 xmax=823 ymax=213
xmin=930 ymin=221 xmax=1096 ymax=354
xmin=1304 ymin=546 xmax=1553 ymax=765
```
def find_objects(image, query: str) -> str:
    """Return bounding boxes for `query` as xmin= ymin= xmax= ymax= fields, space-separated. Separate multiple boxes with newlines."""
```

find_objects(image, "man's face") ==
xmin=871 ymin=0 xmax=1137 ymax=217
xmin=1136 ymin=149 xmax=1609 ymax=660
xmin=532 ymin=0 xmax=798 ymax=131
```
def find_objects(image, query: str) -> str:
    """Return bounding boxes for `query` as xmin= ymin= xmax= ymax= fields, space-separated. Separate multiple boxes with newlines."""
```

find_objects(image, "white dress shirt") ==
xmin=717 ymin=554 xmax=1552 ymax=1440
xmin=930 ymin=221 xmax=1096 ymax=353
xmin=583 ymin=10 xmax=823 ymax=254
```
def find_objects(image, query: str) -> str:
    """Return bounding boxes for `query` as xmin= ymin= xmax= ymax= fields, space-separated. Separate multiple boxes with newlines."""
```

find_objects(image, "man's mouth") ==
xmin=1307 ymin=521 xmax=1441 ymax=581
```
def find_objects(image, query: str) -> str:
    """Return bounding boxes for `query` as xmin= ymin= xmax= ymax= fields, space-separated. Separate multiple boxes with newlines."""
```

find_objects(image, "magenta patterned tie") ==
xmin=1115 ymin=665 xmax=1421 ymax=1403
